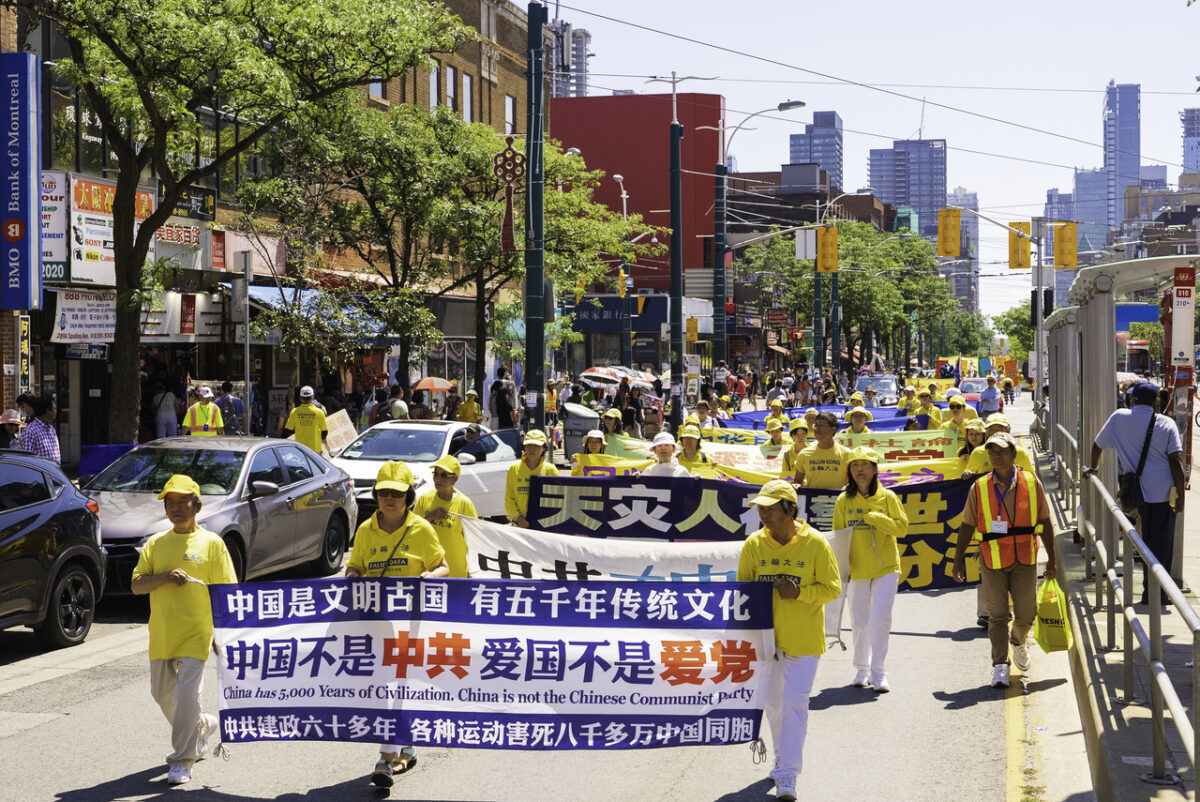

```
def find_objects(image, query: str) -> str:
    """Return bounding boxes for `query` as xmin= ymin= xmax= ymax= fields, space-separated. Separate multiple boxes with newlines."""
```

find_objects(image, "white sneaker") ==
xmin=852 ymin=669 xmax=870 ymax=687
xmin=871 ymin=670 xmax=890 ymax=693
xmin=166 ymin=764 xmax=191 ymax=785
xmin=991 ymin=663 xmax=1011 ymax=689
xmin=196 ymin=715 xmax=219 ymax=761
xmin=775 ymin=776 xmax=797 ymax=801
xmin=1012 ymin=641 xmax=1031 ymax=671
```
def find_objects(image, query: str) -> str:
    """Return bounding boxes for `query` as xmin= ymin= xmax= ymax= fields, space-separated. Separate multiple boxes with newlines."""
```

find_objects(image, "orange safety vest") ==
xmin=546 ymin=388 xmax=557 ymax=414
xmin=186 ymin=402 xmax=220 ymax=436
xmin=972 ymin=469 xmax=1041 ymax=569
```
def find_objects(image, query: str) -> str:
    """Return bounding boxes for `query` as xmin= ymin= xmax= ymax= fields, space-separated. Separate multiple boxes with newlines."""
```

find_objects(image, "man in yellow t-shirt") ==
xmin=182 ymin=386 xmax=224 ymax=436
xmin=282 ymin=386 xmax=328 ymax=453
xmin=413 ymin=455 xmax=478 ymax=577
xmin=780 ymin=417 xmax=808 ymax=479
xmin=914 ymin=389 xmax=943 ymax=429
xmin=899 ymin=386 xmax=919 ymax=416
xmin=505 ymin=429 xmax=560 ymax=528
xmin=131 ymin=474 xmax=237 ymax=786
xmin=455 ymin=389 xmax=482 ymax=423
xmin=795 ymin=411 xmax=851 ymax=489
xmin=737 ymin=479 xmax=840 ymax=799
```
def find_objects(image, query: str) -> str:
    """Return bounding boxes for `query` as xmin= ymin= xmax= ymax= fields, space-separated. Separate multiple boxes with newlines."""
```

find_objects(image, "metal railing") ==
xmin=1053 ymin=424 xmax=1078 ymax=529
xmin=1076 ymin=473 xmax=1198 ymax=785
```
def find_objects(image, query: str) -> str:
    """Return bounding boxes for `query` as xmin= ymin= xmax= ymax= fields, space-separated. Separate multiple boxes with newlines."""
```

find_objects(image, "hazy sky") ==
xmin=550 ymin=0 xmax=1200 ymax=318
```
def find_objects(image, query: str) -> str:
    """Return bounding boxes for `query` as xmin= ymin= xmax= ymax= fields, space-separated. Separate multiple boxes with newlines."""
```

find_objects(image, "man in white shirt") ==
xmin=1084 ymin=380 xmax=1185 ymax=605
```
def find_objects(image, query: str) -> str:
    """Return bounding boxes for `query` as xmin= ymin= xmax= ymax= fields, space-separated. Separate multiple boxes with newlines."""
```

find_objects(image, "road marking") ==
xmin=0 ymin=626 xmax=148 ymax=697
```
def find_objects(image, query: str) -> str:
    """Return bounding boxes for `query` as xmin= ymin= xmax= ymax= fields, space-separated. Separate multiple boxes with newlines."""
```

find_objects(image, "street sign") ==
xmin=686 ymin=317 xmax=698 ymax=342
xmin=1173 ymin=266 xmax=1195 ymax=367
xmin=766 ymin=308 xmax=787 ymax=326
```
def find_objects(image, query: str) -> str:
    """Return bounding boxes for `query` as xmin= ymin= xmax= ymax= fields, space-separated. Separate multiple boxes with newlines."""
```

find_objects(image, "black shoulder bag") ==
xmin=1116 ymin=412 xmax=1157 ymax=514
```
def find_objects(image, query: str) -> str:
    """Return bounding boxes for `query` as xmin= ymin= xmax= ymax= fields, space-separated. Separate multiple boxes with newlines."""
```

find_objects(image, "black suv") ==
xmin=0 ymin=451 xmax=106 ymax=648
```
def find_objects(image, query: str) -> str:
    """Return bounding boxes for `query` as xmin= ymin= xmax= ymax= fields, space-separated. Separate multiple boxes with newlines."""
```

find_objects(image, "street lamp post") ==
xmin=819 ymin=188 xmax=873 ymax=380
xmin=702 ymin=101 xmax=805 ymax=372
xmin=614 ymin=174 xmax=633 ymax=368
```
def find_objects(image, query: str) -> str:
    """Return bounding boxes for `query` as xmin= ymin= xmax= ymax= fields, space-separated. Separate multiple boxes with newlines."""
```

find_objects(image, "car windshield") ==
xmin=854 ymin=376 xmax=897 ymax=394
xmin=87 ymin=447 xmax=246 ymax=495
xmin=960 ymin=379 xmax=988 ymax=393
xmin=337 ymin=427 xmax=447 ymax=462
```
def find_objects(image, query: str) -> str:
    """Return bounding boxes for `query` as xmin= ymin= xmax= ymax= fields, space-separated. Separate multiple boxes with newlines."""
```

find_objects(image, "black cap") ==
xmin=1130 ymin=381 xmax=1159 ymax=405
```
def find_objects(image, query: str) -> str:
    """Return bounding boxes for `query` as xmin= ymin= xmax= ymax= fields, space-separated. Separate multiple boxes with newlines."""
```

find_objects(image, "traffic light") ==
xmin=1008 ymin=222 xmax=1031 ymax=269
xmin=617 ymin=268 xmax=627 ymax=298
xmin=937 ymin=209 xmax=961 ymax=257
xmin=817 ymin=225 xmax=838 ymax=272
xmin=1054 ymin=222 xmax=1077 ymax=270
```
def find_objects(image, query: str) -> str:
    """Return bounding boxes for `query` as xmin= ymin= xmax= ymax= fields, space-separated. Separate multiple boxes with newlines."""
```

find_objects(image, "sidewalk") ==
xmin=1037 ymin=425 xmax=1197 ymax=801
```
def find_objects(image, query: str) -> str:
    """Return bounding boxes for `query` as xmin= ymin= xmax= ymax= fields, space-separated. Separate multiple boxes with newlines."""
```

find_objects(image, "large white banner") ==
xmin=49 ymin=288 xmax=116 ymax=342
xmin=211 ymin=577 xmax=774 ymax=750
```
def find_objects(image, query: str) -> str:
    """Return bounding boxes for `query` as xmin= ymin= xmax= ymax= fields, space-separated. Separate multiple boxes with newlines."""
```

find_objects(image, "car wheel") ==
xmin=312 ymin=514 xmax=347 ymax=576
xmin=34 ymin=565 xmax=96 ymax=649
xmin=224 ymin=535 xmax=246 ymax=582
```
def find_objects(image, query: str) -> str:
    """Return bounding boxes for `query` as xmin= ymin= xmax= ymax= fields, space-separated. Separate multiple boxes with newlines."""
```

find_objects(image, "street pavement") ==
xmin=0 ymin=392 xmax=1098 ymax=801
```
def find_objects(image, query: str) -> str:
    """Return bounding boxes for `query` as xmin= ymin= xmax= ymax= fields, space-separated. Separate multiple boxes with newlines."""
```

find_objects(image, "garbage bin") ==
xmin=561 ymin=402 xmax=598 ymax=461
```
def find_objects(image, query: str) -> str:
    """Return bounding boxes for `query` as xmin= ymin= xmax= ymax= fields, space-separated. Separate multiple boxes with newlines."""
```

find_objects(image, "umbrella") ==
xmin=414 ymin=376 xmax=454 ymax=392
xmin=581 ymin=367 xmax=622 ymax=385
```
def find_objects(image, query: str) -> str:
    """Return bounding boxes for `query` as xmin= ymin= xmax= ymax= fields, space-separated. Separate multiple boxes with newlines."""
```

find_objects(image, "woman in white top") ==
xmin=641 ymin=431 xmax=691 ymax=478
xmin=151 ymin=382 xmax=180 ymax=439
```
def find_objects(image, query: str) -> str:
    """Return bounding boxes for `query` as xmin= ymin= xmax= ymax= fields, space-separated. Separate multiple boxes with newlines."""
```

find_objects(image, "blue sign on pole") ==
xmin=0 ymin=52 xmax=41 ymax=311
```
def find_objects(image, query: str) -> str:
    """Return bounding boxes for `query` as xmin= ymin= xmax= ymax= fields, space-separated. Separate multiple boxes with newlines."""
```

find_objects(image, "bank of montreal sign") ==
xmin=0 ymin=52 xmax=42 ymax=311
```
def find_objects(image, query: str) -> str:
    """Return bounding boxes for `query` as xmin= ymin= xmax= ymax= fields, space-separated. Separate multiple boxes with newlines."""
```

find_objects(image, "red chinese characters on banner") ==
xmin=180 ymin=293 xmax=196 ymax=335
xmin=157 ymin=223 xmax=201 ymax=245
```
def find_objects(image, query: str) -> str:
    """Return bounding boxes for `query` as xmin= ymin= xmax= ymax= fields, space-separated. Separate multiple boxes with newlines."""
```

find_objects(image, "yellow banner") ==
xmin=573 ymin=453 xmax=653 ymax=477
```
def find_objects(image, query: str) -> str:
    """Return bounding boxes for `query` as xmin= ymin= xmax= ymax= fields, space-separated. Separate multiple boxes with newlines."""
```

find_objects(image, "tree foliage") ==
xmin=19 ymin=0 xmax=473 ymax=442
xmin=992 ymin=301 xmax=1034 ymax=363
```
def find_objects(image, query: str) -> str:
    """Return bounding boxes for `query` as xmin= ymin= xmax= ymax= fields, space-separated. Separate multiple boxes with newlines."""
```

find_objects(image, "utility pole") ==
xmin=524 ymin=1 xmax=547 ymax=430
xmin=713 ymin=161 xmax=727 ymax=368
xmin=1033 ymin=216 xmax=1045 ymax=400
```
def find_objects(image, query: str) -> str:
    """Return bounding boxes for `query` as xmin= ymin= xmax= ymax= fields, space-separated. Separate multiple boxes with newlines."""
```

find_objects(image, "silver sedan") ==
xmin=82 ymin=437 xmax=357 ymax=593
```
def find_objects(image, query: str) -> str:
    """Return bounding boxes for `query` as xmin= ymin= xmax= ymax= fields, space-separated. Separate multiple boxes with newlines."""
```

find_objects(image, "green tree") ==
xmin=1129 ymin=322 xmax=1164 ymax=359
xmin=21 ymin=0 xmax=472 ymax=442
xmin=992 ymin=301 xmax=1034 ymax=365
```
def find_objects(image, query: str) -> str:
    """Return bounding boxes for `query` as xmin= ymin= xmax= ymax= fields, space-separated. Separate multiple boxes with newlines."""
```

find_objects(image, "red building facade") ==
xmin=549 ymin=93 xmax=724 ymax=293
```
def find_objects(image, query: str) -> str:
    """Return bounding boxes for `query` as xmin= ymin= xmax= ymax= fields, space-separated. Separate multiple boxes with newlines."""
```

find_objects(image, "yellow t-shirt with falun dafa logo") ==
xmin=736 ymin=524 xmax=841 ymax=657
xmin=347 ymin=510 xmax=445 ymax=578
xmin=413 ymin=487 xmax=478 ymax=578
xmin=132 ymin=526 xmax=237 ymax=661
xmin=796 ymin=442 xmax=851 ymax=490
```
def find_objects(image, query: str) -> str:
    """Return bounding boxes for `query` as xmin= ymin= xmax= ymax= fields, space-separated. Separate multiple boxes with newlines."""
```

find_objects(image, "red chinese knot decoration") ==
xmin=493 ymin=135 xmax=526 ymax=252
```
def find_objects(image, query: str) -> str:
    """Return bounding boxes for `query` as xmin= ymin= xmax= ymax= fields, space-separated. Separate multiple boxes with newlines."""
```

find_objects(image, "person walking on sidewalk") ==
xmin=131 ymin=475 xmax=237 ymax=786
xmin=1083 ymin=380 xmax=1185 ymax=605
xmin=952 ymin=432 xmax=1056 ymax=689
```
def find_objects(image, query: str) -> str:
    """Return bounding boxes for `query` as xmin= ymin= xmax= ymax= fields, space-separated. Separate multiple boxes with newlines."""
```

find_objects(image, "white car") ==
xmin=330 ymin=420 xmax=523 ymax=521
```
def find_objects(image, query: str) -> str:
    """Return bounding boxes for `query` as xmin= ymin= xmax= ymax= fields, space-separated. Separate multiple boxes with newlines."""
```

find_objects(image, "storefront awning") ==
xmin=240 ymin=285 xmax=403 ymax=345
xmin=767 ymin=345 xmax=791 ymax=356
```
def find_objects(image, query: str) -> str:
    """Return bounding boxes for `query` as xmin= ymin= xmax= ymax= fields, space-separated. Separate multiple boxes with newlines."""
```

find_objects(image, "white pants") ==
xmin=156 ymin=416 xmax=178 ymax=439
xmin=764 ymin=652 xmax=819 ymax=785
xmin=150 ymin=657 xmax=215 ymax=768
xmin=848 ymin=573 xmax=899 ymax=672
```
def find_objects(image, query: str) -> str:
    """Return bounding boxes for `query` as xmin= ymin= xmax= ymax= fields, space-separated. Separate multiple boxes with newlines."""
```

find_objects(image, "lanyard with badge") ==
xmin=374 ymin=518 xmax=413 ymax=577
xmin=991 ymin=472 xmax=1017 ymax=535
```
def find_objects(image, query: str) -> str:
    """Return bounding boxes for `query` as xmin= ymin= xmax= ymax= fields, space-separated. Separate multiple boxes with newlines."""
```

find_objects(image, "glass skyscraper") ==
xmin=1182 ymin=109 xmax=1200 ymax=173
xmin=1103 ymin=82 xmax=1140 ymax=228
xmin=1074 ymin=168 xmax=1108 ymax=252
xmin=869 ymin=140 xmax=947 ymax=239
xmin=789 ymin=111 xmax=843 ymax=192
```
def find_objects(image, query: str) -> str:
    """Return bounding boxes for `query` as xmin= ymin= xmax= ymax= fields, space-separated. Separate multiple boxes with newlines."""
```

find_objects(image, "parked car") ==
xmin=330 ymin=420 xmax=522 ymax=521
xmin=0 ymin=451 xmax=106 ymax=648
xmin=853 ymin=375 xmax=899 ymax=407
xmin=82 ymin=437 xmax=356 ymax=593
xmin=958 ymin=378 xmax=1004 ymax=411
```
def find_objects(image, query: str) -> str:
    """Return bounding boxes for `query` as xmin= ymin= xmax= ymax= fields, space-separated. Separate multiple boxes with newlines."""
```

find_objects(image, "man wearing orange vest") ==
xmin=952 ymin=432 xmax=1056 ymax=689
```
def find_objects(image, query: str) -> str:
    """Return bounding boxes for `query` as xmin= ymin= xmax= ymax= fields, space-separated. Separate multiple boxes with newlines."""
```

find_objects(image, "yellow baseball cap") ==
xmin=770 ymin=399 xmax=783 ymax=408
xmin=523 ymin=429 xmax=548 ymax=446
xmin=918 ymin=388 xmax=932 ymax=398
xmin=748 ymin=479 xmax=799 ymax=507
xmin=765 ymin=418 xmax=783 ymax=432
xmin=849 ymin=392 xmax=863 ymax=403
xmin=789 ymin=417 xmax=808 ymax=433
xmin=984 ymin=414 xmax=1011 ymax=430
xmin=157 ymin=474 xmax=201 ymax=500
xmin=685 ymin=413 xmax=701 ymax=425
xmin=433 ymin=454 xmax=461 ymax=477
xmin=375 ymin=461 xmax=415 ymax=492
xmin=964 ymin=418 xmax=986 ymax=432
xmin=845 ymin=406 xmax=873 ymax=422
xmin=720 ymin=394 xmax=731 ymax=402
xmin=603 ymin=408 xmax=623 ymax=420
xmin=947 ymin=396 xmax=965 ymax=407
xmin=847 ymin=446 xmax=880 ymax=465
xmin=680 ymin=425 xmax=702 ymax=440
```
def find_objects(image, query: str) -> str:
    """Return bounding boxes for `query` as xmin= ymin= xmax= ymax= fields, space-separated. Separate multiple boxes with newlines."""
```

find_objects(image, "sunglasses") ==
xmin=432 ymin=470 xmax=456 ymax=479
xmin=376 ymin=489 xmax=405 ymax=499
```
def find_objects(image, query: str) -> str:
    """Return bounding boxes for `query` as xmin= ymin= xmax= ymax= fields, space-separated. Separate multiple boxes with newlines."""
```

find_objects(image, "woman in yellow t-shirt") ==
xmin=570 ymin=429 xmax=607 ymax=476
xmin=737 ymin=479 xmax=840 ymax=800
xmin=833 ymin=447 xmax=909 ymax=693
xmin=345 ymin=460 xmax=448 ymax=787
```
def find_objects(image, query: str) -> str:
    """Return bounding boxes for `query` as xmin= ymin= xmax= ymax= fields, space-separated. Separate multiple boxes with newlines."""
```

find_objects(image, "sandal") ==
xmin=370 ymin=759 xmax=394 ymax=788
xmin=392 ymin=747 xmax=417 ymax=774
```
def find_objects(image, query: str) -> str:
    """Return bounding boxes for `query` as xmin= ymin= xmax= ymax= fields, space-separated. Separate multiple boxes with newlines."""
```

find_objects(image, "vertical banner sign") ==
xmin=40 ymin=171 xmax=68 ymax=281
xmin=0 ymin=52 xmax=42 ymax=311
xmin=17 ymin=313 xmax=30 ymax=391
xmin=1172 ymin=266 xmax=1195 ymax=367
